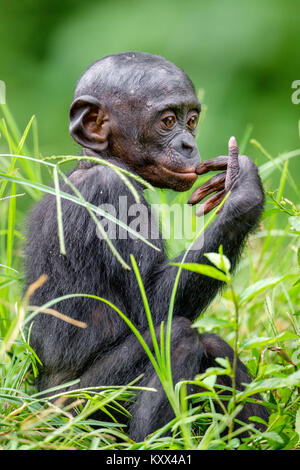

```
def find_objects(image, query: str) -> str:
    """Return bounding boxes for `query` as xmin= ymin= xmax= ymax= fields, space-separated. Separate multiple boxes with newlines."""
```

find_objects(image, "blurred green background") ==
xmin=0 ymin=0 xmax=299 ymax=193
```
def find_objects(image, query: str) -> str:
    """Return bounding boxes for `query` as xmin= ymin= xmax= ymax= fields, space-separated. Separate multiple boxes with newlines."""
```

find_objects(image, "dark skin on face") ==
xmin=73 ymin=79 xmax=201 ymax=190
xmin=70 ymin=60 xmax=239 ymax=205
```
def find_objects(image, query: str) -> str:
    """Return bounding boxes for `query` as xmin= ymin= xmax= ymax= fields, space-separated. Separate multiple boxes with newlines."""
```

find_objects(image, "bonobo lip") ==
xmin=161 ymin=165 xmax=198 ymax=181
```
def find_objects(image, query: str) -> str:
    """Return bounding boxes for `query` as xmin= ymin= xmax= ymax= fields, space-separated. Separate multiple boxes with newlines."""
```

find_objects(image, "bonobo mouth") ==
xmin=162 ymin=165 xmax=198 ymax=182
xmin=158 ymin=165 xmax=198 ymax=191
xmin=140 ymin=162 xmax=198 ymax=190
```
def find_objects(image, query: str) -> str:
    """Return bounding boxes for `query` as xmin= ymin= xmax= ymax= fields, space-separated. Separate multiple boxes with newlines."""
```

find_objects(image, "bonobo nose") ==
xmin=172 ymin=132 xmax=197 ymax=159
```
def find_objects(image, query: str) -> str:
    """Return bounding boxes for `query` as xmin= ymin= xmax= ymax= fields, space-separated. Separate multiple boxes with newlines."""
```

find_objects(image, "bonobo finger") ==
xmin=225 ymin=136 xmax=240 ymax=192
xmin=195 ymin=156 xmax=228 ymax=175
xmin=188 ymin=172 xmax=226 ymax=205
xmin=195 ymin=189 xmax=226 ymax=217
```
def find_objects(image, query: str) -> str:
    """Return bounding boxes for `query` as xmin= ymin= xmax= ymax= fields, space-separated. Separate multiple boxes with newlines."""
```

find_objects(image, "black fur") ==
xmin=25 ymin=52 xmax=268 ymax=440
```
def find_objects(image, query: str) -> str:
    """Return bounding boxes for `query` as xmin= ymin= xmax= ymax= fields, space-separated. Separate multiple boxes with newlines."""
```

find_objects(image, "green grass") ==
xmin=0 ymin=106 xmax=299 ymax=450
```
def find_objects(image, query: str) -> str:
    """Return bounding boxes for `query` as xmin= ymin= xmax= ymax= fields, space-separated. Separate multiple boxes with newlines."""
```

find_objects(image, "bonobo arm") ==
xmin=26 ymin=162 xmax=162 ymax=373
xmin=146 ymin=155 xmax=264 ymax=321
xmin=27 ymin=154 xmax=263 ymax=372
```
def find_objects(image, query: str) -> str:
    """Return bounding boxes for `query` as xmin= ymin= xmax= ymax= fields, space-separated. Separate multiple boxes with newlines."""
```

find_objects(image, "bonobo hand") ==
xmin=188 ymin=136 xmax=264 ymax=218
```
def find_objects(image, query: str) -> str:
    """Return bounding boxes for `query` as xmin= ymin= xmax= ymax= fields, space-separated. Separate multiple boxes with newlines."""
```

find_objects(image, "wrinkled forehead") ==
xmin=137 ymin=67 xmax=197 ymax=104
xmin=75 ymin=54 xmax=198 ymax=107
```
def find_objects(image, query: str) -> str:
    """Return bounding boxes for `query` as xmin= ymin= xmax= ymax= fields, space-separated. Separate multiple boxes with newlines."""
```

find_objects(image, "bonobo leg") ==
xmin=64 ymin=317 xmax=202 ymax=431
xmin=128 ymin=321 xmax=268 ymax=441
xmin=55 ymin=317 xmax=267 ymax=441
xmin=128 ymin=317 xmax=204 ymax=440
xmin=199 ymin=333 xmax=268 ymax=432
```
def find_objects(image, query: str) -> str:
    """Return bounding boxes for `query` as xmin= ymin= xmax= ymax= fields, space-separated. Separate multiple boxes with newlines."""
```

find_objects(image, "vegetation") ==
xmin=0 ymin=106 xmax=299 ymax=450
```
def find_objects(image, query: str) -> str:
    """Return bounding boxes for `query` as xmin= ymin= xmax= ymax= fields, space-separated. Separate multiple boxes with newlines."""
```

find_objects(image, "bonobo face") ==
xmin=109 ymin=72 xmax=201 ymax=191
xmin=69 ymin=52 xmax=201 ymax=191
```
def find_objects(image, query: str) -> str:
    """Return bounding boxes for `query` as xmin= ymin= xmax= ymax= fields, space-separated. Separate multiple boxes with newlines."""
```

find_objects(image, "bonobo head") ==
xmin=69 ymin=52 xmax=201 ymax=191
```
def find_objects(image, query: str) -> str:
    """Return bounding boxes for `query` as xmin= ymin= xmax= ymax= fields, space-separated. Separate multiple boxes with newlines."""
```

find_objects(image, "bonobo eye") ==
xmin=161 ymin=113 xmax=176 ymax=130
xmin=187 ymin=112 xmax=199 ymax=131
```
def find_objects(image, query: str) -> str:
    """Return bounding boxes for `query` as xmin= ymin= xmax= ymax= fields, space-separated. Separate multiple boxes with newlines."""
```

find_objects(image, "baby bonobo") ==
xmin=26 ymin=52 xmax=268 ymax=441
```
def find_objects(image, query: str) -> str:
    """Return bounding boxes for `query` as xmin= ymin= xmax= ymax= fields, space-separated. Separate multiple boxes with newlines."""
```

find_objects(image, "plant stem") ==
xmin=228 ymin=283 xmax=240 ymax=438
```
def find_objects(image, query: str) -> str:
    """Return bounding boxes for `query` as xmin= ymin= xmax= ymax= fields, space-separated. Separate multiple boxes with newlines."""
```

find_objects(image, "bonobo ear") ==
xmin=69 ymin=95 xmax=111 ymax=152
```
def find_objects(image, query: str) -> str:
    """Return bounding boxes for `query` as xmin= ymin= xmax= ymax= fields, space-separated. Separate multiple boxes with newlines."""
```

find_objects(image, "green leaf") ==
xmin=193 ymin=317 xmax=231 ymax=331
xmin=258 ymin=148 xmax=300 ymax=181
xmin=239 ymin=274 xmax=294 ymax=304
xmin=295 ymin=408 xmax=300 ymax=439
xmin=289 ymin=216 xmax=300 ymax=232
xmin=263 ymin=432 xmax=284 ymax=446
xmin=248 ymin=416 xmax=268 ymax=426
xmin=238 ymin=369 xmax=300 ymax=398
xmin=241 ymin=331 xmax=299 ymax=349
xmin=16 ymin=115 xmax=35 ymax=155
xmin=203 ymin=375 xmax=217 ymax=388
xmin=261 ymin=208 xmax=280 ymax=219
xmin=53 ymin=166 xmax=66 ymax=256
xmin=171 ymin=262 xmax=229 ymax=282
xmin=204 ymin=252 xmax=231 ymax=273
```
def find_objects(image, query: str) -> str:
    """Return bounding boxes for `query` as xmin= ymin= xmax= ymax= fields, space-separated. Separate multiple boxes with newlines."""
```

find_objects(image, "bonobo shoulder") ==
xmin=69 ymin=162 xmax=120 ymax=188
xmin=68 ymin=161 xmax=141 ymax=204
